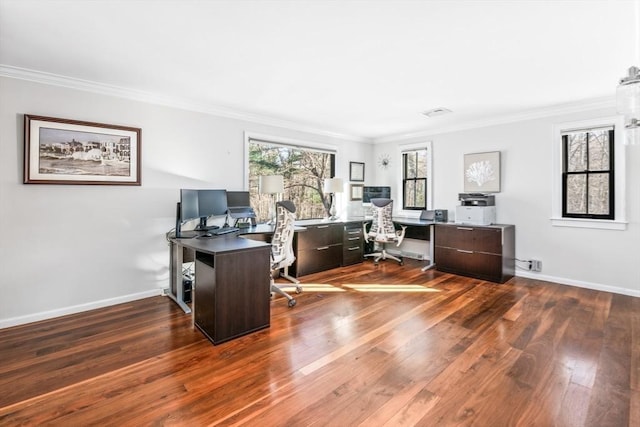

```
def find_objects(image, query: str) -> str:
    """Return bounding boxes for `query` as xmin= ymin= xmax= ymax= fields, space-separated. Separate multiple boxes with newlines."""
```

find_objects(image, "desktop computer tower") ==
xmin=182 ymin=277 xmax=192 ymax=303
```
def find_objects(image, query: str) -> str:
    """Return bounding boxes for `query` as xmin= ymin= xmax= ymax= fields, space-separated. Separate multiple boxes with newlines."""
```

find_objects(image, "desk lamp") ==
xmin=259 ymin=174 xmax=284 ymax=224
xmin=324 ymin=177 xmax=343 ymax=220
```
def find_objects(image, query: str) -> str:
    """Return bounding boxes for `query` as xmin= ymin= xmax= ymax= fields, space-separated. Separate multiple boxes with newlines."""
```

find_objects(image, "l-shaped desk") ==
xmin=168 ymin=218 xmax=436 ymax=344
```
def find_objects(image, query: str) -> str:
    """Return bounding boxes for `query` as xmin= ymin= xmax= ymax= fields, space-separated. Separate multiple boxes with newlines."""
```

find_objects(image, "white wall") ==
xmin=374 ymin=111 xmax=640 ymax=296
xmin=0 ymin=77 xmax=372 ymax=327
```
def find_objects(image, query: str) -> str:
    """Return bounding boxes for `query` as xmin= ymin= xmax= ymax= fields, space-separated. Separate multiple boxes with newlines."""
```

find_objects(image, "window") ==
xmin=247 ymin=136 xmax=335 ymax=222
xmin=402 ymin=149 xmax=428 ymax=210
xmin=551 ymin=116 xmax=627 ymax=230
xmin=562 ymin=128 xmax=614 ymax=220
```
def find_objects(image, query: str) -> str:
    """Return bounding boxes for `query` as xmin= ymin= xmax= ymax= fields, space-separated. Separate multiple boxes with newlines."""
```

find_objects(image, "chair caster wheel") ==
xmin=295 ymin=286 xmax=302 ymax=294
xmin=288 ymin=299 xmax=297 ymax=307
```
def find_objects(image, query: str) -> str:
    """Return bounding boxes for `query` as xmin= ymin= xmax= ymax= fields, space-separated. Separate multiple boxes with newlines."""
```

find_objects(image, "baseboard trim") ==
xmin=516 ymin=271 xmax=640 ymax=298
xmin=0 ymin=289 xmax=163 ymax=329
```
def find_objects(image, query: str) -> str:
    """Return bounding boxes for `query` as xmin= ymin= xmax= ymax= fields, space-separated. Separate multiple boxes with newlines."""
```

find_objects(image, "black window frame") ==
xmin=561 ymin=128 xmax=614 ymax=220
xmin=402 ymin=150 xmax=427 ymax=210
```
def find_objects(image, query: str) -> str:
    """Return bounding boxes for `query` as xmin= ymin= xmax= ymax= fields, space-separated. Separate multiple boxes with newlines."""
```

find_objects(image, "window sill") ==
xmin=550 ymin=217 xmax=627 ymax=230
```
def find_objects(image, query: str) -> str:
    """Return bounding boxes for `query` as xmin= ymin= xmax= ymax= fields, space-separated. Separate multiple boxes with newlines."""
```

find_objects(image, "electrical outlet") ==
xmin=530 ymin=260 xmax=542 ymax=272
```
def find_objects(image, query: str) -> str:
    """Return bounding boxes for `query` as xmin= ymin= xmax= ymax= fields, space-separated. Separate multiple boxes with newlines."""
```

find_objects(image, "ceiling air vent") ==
xmin=421 ymin=108 xmax=452 ymax=118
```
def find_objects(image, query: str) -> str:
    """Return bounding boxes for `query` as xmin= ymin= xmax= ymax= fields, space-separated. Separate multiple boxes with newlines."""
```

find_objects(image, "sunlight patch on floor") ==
xmin=342 ymin=284 xmax=441 ymax=293
xmin=276 ymin=283 xmax=347 ymax=292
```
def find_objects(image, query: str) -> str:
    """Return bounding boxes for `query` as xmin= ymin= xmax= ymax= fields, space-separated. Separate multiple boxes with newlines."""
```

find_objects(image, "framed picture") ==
xmin=463 ymin=151 xmax=500 ymax=193
xmin=24 ymin=115 xmax=142 ymax=185
xmin=350 ymin=184 xmax=363 ymax=201
xmin=349 ymin=161 xmax=365 ymax=182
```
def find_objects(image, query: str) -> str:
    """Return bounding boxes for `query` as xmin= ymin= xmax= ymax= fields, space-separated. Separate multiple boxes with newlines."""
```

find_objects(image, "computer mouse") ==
xmin=203 ymin=233 xmax=213 ymax=237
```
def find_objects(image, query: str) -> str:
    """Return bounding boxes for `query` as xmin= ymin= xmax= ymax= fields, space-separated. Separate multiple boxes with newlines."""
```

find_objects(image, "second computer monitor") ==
xmin=226 ymin=191 xmax=251 ymax=208
xmin=363 ymin=186 xmax=391 ymax=203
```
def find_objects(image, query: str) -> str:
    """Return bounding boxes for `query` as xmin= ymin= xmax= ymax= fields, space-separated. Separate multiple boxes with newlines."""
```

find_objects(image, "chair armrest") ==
xmin=363 ymin=221 xmax=371 ymax=243
xmin=395 ymin=225 xmax=407 ymax=246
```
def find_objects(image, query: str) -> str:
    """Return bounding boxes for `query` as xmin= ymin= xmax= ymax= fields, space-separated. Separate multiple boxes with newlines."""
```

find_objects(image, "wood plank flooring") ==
xmin=0 ymin=259 xmax=638 ymax=426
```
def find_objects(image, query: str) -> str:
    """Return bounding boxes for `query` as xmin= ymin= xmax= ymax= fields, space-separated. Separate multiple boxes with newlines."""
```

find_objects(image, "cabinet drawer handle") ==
xmin=457 ymin=249 xmax=473 ymax=254
xmin=347 ymin=230 xmax=360 ymax=234
xmin=456 ymin=227 xmax=474 ymax=231
xmin=347 ymin=246 xmax=360 ymax=251
xmin=317 ymin=246 xmax=329 ymax=251
xmin=348 ymin=237 xmax=360 ymax=241
xmin=316 ymin=225 xmax=329 ymax=229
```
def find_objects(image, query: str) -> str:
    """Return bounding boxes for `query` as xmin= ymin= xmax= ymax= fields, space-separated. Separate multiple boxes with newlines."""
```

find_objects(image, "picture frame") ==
xmin=350 ymin=184 xmax=363 ymax=201
xmin=463 ymin=151 xmax=500 ymax=193
xmin=349 ymin=161 xmax=365 ymax=182
xmin=24 ymin=115 xmax=142 ymax=185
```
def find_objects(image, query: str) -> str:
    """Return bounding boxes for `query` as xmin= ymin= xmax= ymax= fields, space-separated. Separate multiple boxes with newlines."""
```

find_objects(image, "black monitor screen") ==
xmin=197 ymin=189 xmax=228 ymax=217
xmin=179 ymin=189 xmax=228 ymax=223
xmin=226 ymin=191 xmax=251 ymax=208
xmin=180 ymin=189 xmax=200 ymax=222
xmin=363 ymin=186 xmax=391 ymax=203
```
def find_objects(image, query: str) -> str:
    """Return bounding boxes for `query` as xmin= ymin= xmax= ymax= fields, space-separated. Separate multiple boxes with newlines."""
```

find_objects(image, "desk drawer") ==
xmin=435 ymin=224 xmax=502 ymax=254
xmin=343 ymin=244 xmax=364 ymax=265
xmin=296 ymin=224 xmax=343 ymax=250
xmin=435 ymin=246 xmax=503 ymax=282
xmin=294 ymin=244 xmax=342 ymax=276
xmin=342 ymin=224 xmax=363 ymax=265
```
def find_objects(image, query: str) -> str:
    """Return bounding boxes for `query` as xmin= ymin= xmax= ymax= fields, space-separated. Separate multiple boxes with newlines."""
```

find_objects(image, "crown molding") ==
xmin=373 ymin=96 xmax=617 ymax=144
xmin=0 ymin=64 xmax=371 ymax=144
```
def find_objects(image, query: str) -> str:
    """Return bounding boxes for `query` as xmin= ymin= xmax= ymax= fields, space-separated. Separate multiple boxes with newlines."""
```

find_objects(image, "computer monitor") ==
xmin=226 ymin=191 xmax=251 ymax=208
xmin=363 ymin=186 xmax=391 ymax=203
xmin=180 ymin=189 xmax=200 ymax=222
xmin=196 ymin=189 xmax=228 ymax=230
xmin=179 ymin=189 xmax=228 ymax=231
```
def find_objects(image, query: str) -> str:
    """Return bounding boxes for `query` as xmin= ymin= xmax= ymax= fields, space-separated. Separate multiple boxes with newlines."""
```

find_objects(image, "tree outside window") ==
xmin=248 ymin=141 xmax=335 ymax=222
xmin=402 ymin=149 xmax=428 ymax=210
xmin=562 ymin=128 xmax=614 ymax=219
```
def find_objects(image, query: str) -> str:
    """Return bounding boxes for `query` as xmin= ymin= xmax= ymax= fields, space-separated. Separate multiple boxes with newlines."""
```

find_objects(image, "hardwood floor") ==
xmin=0 ymin=259 xmax=638 ymax=426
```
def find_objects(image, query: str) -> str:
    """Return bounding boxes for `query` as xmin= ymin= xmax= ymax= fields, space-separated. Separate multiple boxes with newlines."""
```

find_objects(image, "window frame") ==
xmin=397 ymin=141 xmax=433 ymax=215
xmin=561 ymin=128 xmax=614 ymax=220
xmin=551 ymin=116 xmax=627 ymax=230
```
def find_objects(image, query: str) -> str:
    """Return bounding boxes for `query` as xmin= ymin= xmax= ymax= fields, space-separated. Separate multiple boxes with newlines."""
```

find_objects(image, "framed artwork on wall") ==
xmin=24 ymin=115 xmax=142 ymax=185
xmin=350 ymin=184 xmax=363 ymax=201
xmin=463 ymin=151 xmax=500 ymax=193
xmin=349 ymin=161 xmax=365 ymax=182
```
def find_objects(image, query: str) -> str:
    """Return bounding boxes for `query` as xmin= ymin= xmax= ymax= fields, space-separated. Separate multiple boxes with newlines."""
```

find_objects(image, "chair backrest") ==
xmin=271 ymin=200 xmax=296 ymax=268
xmin=369 ymin=198 xmax=395 ymax=236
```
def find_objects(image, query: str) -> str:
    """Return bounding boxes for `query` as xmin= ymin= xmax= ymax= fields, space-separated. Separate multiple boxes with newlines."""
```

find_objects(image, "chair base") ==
xmin=270 ymin=278 xmax=302 ymax=307
xmin=364 ymin=249 xmax=403 ymax=265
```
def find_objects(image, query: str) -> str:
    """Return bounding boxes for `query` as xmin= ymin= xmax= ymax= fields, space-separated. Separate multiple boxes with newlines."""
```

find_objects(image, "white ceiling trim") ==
xmin=1 ymin=64 xmax=617 ymax=146
xmin=0 ymin=64 xmax=371 ymax=144
xmin=374 ymin=96 xmax=617 ymax=144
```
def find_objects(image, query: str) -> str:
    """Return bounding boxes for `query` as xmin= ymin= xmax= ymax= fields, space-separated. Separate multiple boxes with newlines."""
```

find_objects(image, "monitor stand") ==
xmin=196 ymin=217 xmax=219 ymax=231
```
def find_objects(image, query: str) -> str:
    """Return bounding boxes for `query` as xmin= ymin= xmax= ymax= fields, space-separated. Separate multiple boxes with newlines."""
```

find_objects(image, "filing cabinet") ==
xmin=435 ymin=223 xmax=515 ymax=283
xmin=342 ymin=221 xmax=364 ymax=266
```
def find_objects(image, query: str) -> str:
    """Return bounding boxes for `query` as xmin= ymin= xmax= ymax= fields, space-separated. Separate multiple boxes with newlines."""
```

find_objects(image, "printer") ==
xmin=455 ymin=193 xmax=496 ymax=225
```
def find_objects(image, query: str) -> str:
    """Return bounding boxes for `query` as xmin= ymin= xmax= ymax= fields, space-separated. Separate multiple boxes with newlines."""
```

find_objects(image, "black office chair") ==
xmin=270 ymin=200 xmax=302 ymax=307
xmin=364 ymin=198 xmax=406 ymax=265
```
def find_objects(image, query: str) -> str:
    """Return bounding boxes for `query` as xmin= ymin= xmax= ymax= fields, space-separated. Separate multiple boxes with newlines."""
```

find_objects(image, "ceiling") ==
xmin=1 ymin=0 xmax=638 ymax=142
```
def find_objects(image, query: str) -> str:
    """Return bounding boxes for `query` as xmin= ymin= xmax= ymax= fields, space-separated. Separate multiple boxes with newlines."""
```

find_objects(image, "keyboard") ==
xmin=210 ymin=227 xmax=240 ymax=235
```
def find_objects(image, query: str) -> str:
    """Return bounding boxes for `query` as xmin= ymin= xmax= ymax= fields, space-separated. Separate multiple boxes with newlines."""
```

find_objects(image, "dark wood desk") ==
xmin=169 ymin=230 xmax=271 ymax=345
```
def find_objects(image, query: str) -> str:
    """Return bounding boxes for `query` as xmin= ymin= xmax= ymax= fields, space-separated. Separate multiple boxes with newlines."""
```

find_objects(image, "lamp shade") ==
xmin=617 ymin=66 xmax=640 ymax=118
xmin=259 ymin=175 xmax=284 ymax=194
xmin=323 ymin=178 xmax=343 ymax=193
